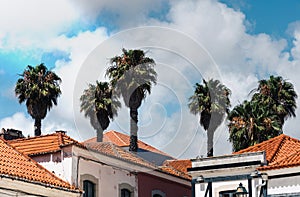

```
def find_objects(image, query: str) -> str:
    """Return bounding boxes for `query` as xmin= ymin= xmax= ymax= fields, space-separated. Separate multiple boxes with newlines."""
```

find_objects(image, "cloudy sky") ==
xmin=1 ymin=0 xmax=300 ymax=159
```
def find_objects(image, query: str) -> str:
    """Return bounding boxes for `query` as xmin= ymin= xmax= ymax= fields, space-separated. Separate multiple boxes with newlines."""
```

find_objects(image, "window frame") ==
xmin=151 ymin=189 xmax=166 ymax=197
xmin=83 ymin=180 xmax=95 ymax=197
xmin=119 ymin=183 xmax=134 ymax=197
xmin=80 ymin=174 xmax=99 ymax=197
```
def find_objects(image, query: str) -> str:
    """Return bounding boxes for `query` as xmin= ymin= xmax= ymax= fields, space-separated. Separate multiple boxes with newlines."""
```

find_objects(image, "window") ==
xmin=152 ymin=190 xmax=166 ymax=197
xmin=83 ymin=180 xmax=95 ymax=197
xmin=119 ymin=183 xmax=134 ymax=197
xmin=219 ymin=190 xmax=236 ymax=197
xmin=121 ymin=189 xmax=131 ymax=197
xmin=80 ymin=174 xmax=98 ymax=197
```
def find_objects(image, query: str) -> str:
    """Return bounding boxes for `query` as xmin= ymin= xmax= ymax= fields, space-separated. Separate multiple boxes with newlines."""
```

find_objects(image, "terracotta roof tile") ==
xmin=84 ymin=142 xmax=156 ymax=169
xmin=84 ymin=131 xmax=191 ymax=180
xmin=235 ymin=134 xmax=300 ymax=171
xmin=84 ymin=130 xmax=173 ymax=158
xmin=8 ymin=131 xmax=84 ymax=156
xmin=0 ymin=137 xmax=78 ymax=191
xmin=161 ymin=159 xmax=192 ymax=180
xmin=158 ymin=166 xmax=191 ymax=180
xmin=163 ymin=159 xmax=191 ymax=174
xmin=9 ymin=130 xmax=188 ymax=181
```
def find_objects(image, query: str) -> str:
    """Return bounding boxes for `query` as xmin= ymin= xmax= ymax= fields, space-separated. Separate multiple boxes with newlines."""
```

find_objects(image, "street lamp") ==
xmin=235 ymin=183 xmax=248 ymax=197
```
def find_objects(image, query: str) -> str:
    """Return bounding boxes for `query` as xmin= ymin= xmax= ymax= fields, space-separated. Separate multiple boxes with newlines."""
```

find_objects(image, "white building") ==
xmin=188 ymin=134 xmax=300 ymax=197
xmin=0 ymin=135 xmax=81 ymax=197
xmin=8 ymin=130 xmax=192 ymax=197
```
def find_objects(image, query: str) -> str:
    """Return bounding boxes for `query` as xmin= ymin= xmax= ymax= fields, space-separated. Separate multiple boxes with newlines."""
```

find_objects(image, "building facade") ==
xmin=8 ymin=130 xmax=192 ymax=197
xmin=188 ymin=134 xmax=300 ymax=197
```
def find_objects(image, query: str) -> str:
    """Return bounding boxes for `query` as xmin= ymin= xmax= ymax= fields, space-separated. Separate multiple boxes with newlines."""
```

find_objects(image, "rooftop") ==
xmin=85 ymin=130 xmax=175 ymax=166
xmin=84 ymin=141 xmax=156 ymax=169
xmin=8 ymin=131 xmax=84 ymax=156
xmin=85 ymin=131 xmax=191 ymax=180
xmin=235 ymin=134 xmax=300 ymax=170
xmin=8 ymin=130 xmax=191 ymax=181
xmin=161 ymin=159 xmax=192 ymax=180
xmin=86 ymin=130 xmax=172 ymax=157
xmin=0 ymin=137 xmax=78 ymax=191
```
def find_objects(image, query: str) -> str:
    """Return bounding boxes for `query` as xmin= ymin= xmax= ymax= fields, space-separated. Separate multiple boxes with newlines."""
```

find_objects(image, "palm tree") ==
xmin=228 ymin=75 xmax=296 ymax=152
xmin=106 ymin=48 xmax=157 ymax=151
xmin=252 ymin=75 xmax=297 ymax=125
xmin=80 ymin=81 xmax=120 ymax=142
xmin=15 ymin=64 xmax=61 ymax=136
xmin=188 ymin=79 xmax=231 ymax=157
xmin=228 ymin=100 xmax=281 ymax=152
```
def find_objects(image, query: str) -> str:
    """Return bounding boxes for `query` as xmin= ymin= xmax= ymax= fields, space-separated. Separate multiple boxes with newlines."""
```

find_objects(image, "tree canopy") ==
xmin=188 ymin=79 xmax=231 ymax=156
xmin=15 ymin=63 xmax=61 ymax=136
xmin=228 ymin=75 xmax=297 ymax=152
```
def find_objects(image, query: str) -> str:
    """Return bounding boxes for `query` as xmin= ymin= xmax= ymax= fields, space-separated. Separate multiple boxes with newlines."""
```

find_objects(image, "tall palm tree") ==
xmin=80 ymin=81 xmax=120 ymax=142
xmin=228 ymin=100 xmax=281 ymax=152
xmin=106 ymin=48 xmax=157 ymax=151
xmin=252 ymin=75 xmax=297 ymax=125
xmin=188 ymin=79 xmax=231 ymax=157
xmin=15 ymin=63 xmax=61 ymax=136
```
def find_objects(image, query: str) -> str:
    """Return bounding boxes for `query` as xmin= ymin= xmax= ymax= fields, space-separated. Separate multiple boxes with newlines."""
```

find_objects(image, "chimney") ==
xmin=56 ymin=130 xmax=67 ymax=134
xmin=0 ymin=128 xmax=25 ymax=140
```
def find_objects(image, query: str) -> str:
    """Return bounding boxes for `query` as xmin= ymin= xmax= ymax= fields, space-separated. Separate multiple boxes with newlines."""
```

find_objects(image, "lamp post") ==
xmin=235 ymin=183 xmax=248 ymax=197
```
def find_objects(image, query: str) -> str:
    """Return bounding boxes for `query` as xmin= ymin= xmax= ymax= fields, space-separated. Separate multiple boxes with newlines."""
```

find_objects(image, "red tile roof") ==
xmin=85 ymin=132 xmax=191 ymax=180
xmin=85 ymin=130 xmax=173 ymax=157
xmin=84 ymin=142 xmax=156 ymax=169
xmin=0 ymin=137 xmax=78 ymax=191
xmin=161 ymin=159 xmax=192 ymax=180
xmin=235 ymin=134 xmax=300 ymax=170
xmin=8 ymin=131 xmax=84 ymax=156
xmin=163 ymin=159 xmax=192 ymax=174
xmin=9 ymin=130 xmax=190 ymax=182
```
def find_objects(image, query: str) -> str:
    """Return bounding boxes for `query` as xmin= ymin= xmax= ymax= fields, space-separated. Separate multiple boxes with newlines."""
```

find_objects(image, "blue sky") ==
xmin=1 ymin=0 xmax=300 ymax=158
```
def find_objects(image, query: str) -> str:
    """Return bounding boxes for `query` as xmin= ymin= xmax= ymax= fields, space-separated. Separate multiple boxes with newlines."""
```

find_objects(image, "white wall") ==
xmin=33 ymin=147 xmax=73 ymax=184
xmin=78 ymin=158 xmax=137 ymax=197
xmin=39 ymin=157 xmax=73 ymax=183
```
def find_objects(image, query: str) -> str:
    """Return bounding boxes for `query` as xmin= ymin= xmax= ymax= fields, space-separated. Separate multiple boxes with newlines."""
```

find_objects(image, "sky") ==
xmin=1 ymin=0 xmax=300 ymax=159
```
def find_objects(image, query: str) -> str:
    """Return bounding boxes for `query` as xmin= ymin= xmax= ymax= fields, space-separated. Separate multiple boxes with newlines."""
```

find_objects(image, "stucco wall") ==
xmin=78 ymin=157 xmax=138 ymax=197
xmin=138 ymin=172 xmax=191 ymax=197
xmin=32 ymin=146 xmax=73 ymax=183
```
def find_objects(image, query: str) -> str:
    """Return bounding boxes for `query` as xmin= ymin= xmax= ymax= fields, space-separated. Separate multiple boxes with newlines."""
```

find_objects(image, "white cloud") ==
xmin=44 ymin=28 xmax=109 ymax=141
xmin=46 ymin=1 xmax=300 ymax=158
xmin=2 ymin=0 xmax=300 ymax=160
xmin=75 ymin=0 xmax=168 ymax=29
xmin=0 ymin=0 xmax=80 ymax=50
xmin=0 ymin=113 xmax=33 ymax=137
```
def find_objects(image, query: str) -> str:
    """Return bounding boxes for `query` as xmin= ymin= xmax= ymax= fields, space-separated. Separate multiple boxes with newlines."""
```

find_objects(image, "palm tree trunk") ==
xmin=34 ymin=118 xmax=41 ymax=136
xmin=207 ymin=128 xmax=214 ymax=157
xmin=129 ymin=107 xmax=138 ymax=152
xmin=96 ymin=129 xmax=103 ymax=142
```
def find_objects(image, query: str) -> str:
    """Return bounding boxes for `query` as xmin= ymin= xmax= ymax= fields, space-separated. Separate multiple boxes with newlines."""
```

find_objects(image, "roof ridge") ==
xmin=234 ymin=134 xmax=286 ymax=154
xmin=105 ymin=130 xmax=173 ymax=158
xmin=110 ymin=130 xmax=128 ymax=145
xmin=271 ymin=147 xmax=300 ymax=166
xmin=58 ymin=132 xmax=64 ymax=146
xmin=9 ymin=133 xmax=57 ymax=142
xmin=8 ymin=132 xmax=85 ymax=156
xmin=268 ymin=134 xmax=286 ymax=162
xmin=269 ymin=136 xmax=300 ymax=165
